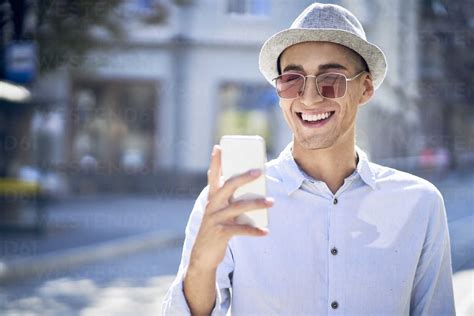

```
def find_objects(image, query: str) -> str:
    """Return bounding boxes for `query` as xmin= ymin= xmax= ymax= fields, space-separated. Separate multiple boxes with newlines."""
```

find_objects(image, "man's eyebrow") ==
xmin=282 ymin=64 xmax=304 ymax=72
xmin=318 ymin=63 xmax=348 ymax=71
xmin=282 ymin=63 xmax=348 ymax=73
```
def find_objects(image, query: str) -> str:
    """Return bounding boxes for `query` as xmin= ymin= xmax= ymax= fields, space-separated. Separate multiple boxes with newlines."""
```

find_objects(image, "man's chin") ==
xmin=294 ymin=137 xmax=334 ymax=151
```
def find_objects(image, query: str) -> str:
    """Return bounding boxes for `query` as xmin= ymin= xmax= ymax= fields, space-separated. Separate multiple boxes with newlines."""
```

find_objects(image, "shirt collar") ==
xmin=275 ymin=141 xmax=378 ymax=196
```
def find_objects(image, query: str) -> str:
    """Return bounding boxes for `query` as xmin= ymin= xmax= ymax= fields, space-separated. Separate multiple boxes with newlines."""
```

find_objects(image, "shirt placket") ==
xmin=325 ymin=176 xmax=358 ymax=314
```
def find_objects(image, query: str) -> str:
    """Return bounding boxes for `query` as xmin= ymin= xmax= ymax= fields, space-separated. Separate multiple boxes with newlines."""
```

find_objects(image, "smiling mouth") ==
xmin=296 ymin=111 xmax=335 ymax=125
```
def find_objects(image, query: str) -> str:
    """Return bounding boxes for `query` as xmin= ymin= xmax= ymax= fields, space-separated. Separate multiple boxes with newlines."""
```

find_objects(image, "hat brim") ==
xmin=259 ymin=28 xmax=387 ymax=90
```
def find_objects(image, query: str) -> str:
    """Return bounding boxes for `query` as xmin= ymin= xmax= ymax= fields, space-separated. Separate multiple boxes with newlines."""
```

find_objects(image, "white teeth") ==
xmin=301 ymin=111 xmax=332 ymax=122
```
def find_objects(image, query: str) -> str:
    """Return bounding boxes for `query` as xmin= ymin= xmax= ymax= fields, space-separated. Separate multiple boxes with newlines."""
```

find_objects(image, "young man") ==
xmin=162 ymin=3 xmax=455 ymax=315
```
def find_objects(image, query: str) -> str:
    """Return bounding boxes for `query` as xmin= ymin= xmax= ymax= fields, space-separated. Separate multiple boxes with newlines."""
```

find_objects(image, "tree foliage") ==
xmin=36 ymin=0 xmax=179 ymax=73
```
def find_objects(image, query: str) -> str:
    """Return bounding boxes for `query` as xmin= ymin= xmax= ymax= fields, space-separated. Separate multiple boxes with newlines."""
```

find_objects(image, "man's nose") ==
xmin=299 ymin=76 xmax=324 ymax=106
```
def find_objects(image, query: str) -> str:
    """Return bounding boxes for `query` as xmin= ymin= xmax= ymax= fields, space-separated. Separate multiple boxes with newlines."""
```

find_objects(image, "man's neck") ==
xmin=291 ymin=137 xmax=358 ymax=195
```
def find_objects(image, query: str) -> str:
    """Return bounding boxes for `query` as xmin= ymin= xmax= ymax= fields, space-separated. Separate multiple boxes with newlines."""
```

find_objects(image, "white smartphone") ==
xmin=219 ymin=135 xmax=268 ymax=228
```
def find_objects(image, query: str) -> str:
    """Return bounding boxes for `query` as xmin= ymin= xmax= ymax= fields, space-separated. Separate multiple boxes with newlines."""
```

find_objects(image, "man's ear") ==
xmin=358 ymin=73 xmax=374 ymax=106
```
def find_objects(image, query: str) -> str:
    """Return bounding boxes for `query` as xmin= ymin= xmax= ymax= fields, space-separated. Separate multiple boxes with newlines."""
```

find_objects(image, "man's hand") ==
xmin=183 ymin=144 xmax=274 ymax=316
xmin=190 ymin=144 xmax=274 ymax=271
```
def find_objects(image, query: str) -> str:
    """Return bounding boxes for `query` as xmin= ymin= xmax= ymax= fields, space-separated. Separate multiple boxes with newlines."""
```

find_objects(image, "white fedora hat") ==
xmin=259 ymin=2 xmax=387 ymax=90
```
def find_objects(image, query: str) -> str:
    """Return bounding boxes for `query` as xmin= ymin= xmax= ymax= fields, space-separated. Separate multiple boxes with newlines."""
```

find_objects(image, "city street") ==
xmin=0 ymin=195 xmax=195 ymax=315
xmin=0 ymin=168 xmax=473 ymax=315
xmin=1 ymin=1 xmax=472 ymax=315
xmin=1 ymin=247 xmax=182 ymax=315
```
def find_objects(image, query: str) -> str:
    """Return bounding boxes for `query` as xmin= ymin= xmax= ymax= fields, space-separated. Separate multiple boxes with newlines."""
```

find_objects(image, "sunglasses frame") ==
xmin=272 ymin=70 xmax=366 ymax=100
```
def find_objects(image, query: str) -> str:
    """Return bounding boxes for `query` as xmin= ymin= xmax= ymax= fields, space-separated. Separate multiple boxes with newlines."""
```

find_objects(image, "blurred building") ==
xmin=0 ymin=0 xmax=43 ymax=230
xmin=0 ymin=0 xmax=36 ymax=178
xmin=418 ymin=0 xmax=474 ymax=169
xmin=343 ymin=0 xmax=423 ymax=166
xmin=34 ymin=0 xmax=422 ymax=193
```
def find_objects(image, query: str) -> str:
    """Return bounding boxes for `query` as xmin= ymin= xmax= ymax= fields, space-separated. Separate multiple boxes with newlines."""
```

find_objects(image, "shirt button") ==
xmin=333 ymin=198 xmax=338 ymax=204
xmin=331 ymin=301 xmax=339 ymax=309
xmin=331 ymin=247 xmax=338 ymax=255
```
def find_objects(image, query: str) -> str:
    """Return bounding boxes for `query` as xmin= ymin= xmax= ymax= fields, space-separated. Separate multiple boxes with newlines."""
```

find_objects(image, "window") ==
xmin=121 ymin=0 xmax=170 ymax=24
xmin=226 ymin=0 xmax=270 ymax=16
xmin=70 ymin=79 xmax=156 ymax=172
xmin=215 ymin=82 xmax=279 ymax=157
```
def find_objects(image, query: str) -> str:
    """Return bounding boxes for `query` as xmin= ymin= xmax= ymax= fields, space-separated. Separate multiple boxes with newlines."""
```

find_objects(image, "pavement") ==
xmin=0 ymin=168 xmax=473 ymax=315
xmin=0 ymin=194 xmax=193 ymax=269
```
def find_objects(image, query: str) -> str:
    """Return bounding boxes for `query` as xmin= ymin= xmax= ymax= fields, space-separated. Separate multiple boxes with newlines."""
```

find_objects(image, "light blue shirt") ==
xmin=162 ymin=142 xmax=456 ymax=315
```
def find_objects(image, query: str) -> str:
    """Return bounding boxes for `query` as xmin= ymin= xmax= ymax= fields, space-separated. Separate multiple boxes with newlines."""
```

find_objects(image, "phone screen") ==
xmin=220 ymin=135 xmax=268 ymax=228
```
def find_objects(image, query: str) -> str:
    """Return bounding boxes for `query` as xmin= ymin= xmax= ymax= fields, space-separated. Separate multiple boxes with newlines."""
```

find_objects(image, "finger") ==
xmin=211 ymin=168 xmax=263 ymax=208
xmin=207 ymin=145 xmax=222 ymax=198
xmin=222 ymin=223 xmax=269 ymax=237
xmin=213 ymin=197 xmax=274 ymax=222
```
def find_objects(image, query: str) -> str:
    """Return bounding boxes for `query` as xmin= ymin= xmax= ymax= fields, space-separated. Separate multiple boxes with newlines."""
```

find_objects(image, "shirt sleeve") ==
xmin=410 ymin=188 xmax=456 ymax=315
xmin=161 ymin=185 xmax=234 ymax=316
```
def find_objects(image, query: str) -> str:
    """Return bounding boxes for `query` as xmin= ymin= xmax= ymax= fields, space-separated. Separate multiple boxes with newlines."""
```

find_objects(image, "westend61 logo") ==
xmin=50 ymin=161 xmax=154 ymax=175
xmin=41 ymin=1 xmax=124 ymax=19
xmin=69 ymin=107 xmax=155 ymax=125
xmin=0 ymin=136 xmax=32 ymax=152
xmin=41 ymin=1 xmax=173 ymax=19
xmin=0 ymin=240 xmax=38 ymax=256
xmin=419 ymin=29 xmax=474 ymax=47
xmin=421 ymin=81 xmax=473 ymax=99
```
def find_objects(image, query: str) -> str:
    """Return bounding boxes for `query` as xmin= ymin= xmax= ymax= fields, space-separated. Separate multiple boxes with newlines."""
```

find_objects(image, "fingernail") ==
xmin=249 ymin=169 xmax=261 ymax=176
xmin=211 ymin=145 xmax=217 ymax=155
xmin=265 ymin=197 xmax=274 ymax=204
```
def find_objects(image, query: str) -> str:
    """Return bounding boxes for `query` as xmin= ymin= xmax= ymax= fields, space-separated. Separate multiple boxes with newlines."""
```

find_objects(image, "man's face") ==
xmin=278 ymin=41 xmax=373 ymax=150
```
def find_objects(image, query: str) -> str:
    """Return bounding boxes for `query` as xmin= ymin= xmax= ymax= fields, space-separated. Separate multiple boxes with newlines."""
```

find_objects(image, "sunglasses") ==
xmin=272 ymin=71 xmax=366 ymax=99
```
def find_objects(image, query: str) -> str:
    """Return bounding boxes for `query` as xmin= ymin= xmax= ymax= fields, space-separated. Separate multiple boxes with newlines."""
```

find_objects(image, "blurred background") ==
xmin=0 ymin=0 xmax=473 ymax=315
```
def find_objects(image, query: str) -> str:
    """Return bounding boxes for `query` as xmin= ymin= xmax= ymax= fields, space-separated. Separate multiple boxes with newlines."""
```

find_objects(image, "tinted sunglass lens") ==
xmin=276 ymin=74 xmax=304 ymax=98
xmin=317 ymin=74 xmax=346 ymax=98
